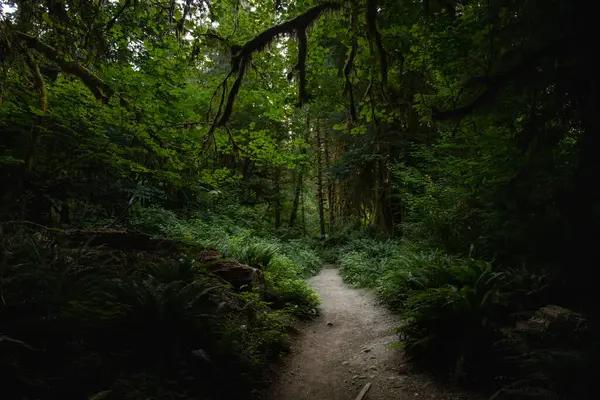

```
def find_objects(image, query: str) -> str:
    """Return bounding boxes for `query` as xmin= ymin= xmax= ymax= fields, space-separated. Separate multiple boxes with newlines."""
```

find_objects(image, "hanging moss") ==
xmin=13 ymin=31 xmax=113 ymax=103
xmin=216 ymin=2 xmax=342 ymax=127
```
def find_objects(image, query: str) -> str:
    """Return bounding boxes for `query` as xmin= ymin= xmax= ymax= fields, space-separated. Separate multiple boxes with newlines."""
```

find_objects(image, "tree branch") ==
xmin=13 ymin=31 xmax=113 ymax=103
xmin=432 ymin=39 xmax=573 ymax=120
xmin=24 ymin=52 xmax=46 ymax=113
xmin=106 ymin=0 xmax=133 ymax=34
xmin=214 ymin=2 xmax=342 ymax=127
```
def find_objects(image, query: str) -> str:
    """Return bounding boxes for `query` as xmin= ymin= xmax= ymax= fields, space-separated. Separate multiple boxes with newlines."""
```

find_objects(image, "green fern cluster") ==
xmin=337 ymin=238 xmax=402 ymax=287
xmin=397 ymin=266 xmax=508 ymax=379
xmin=0 ymin=229 xmax=297 ymax=400
xmin=335 ymin=236 xmax=599 ymax=397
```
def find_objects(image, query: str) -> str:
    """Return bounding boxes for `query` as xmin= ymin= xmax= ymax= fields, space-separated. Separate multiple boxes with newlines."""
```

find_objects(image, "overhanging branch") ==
xmin=13 ymin=31 xmax=113 ymax=103
xmin=215 ymin=2 xmax=342 ymax=127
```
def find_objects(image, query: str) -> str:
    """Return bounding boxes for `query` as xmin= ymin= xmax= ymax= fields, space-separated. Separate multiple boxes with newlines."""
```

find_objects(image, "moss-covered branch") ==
xmin=13 ymin=31 xmax=113 ymax=103
xmin=216 ymin=2 xmax=342 ymax=127
xmin=24 ymin=52 xmax=47 ymax=113
xmin=296 ymin=29 xmax=308 ymax=104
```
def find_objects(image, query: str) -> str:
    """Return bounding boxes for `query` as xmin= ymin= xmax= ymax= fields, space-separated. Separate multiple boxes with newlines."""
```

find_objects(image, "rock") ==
xmin=397 ymin=364 xmax=409 ymax=374
xmin=207 ymin=259 xmax=265 ymax=292
xmin=342 ymin=361 xmax=350 ymax=366
xmin=369 ymin=366 xmax=377 ymax=371
xmin=196 ymin=249 xmax=223 ymax=263
xmin=326 ymin=321 xmax=334 ymax=326
xmin=191 ymin=348 xmax=211 ymax=363
xmin=353 ymin=375 xmax=367 ymax=380
xmin=361 ymin=347 xmax=371 ymax=353
xmin=503 ymin=304 xmax=588 ymax=349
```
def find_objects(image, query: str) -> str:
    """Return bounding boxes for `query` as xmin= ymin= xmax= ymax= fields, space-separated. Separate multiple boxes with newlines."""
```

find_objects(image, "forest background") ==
xmin=0 ymin=1 xmax=597 ymax=399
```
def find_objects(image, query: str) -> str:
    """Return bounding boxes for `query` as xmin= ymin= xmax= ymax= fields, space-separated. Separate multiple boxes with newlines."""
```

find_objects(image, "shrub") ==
xmin=0 ymin=228 xmax=298 ymax=400
xmin=280 ymin=239 xmax=322 ymax=276
xmin=376 ymin=251 xmax=492 ymax=309
xmin=264 ymin=254 xmax=320 ymax=318
xmin=338 ymin=239 xmax=402 ymax=287
xmin=132 ymin=206 xmax=323 ymax=319
xmin=397 ymin=267 xmax=509 ymax=380
xmin=334 ymin=238 xmax=509 ymax=381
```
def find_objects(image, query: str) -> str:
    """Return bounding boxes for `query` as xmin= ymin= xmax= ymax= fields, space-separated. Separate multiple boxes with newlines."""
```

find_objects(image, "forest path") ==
xmin=265 ymin=265 xmax=473 ymax=400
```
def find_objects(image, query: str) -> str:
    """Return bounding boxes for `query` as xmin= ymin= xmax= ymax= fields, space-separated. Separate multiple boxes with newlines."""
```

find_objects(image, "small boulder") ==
xmin=207 ymin=259 xmax=265 ymax=292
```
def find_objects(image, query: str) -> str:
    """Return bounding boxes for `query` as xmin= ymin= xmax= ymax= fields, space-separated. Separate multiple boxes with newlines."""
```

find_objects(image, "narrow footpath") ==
xmin=266 ymin=265 xmax=475 ymax=400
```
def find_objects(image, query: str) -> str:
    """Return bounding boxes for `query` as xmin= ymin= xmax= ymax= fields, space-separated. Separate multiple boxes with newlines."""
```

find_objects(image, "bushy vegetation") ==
xmin=1 ymin=0 xmax=597 ymax=399
xmin=332 ymin=235 xmax=599 ymax=398
xmin=0 ymin=226 xmax=294 ymax=399
xmin=131 ymin=205 xmax=322 ymax=317
xmin=1 ymin=205 xmax=321 ymax=400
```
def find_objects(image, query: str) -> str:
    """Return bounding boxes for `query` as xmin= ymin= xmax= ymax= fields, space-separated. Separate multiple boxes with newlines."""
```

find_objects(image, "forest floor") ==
xmin=265 ymin=265 xmax=479 ymax=400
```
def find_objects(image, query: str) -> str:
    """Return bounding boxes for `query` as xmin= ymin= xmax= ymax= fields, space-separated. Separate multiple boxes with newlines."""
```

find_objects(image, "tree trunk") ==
xmin=324 ymin=129 xmax=335 ymax=233
xmin=315 ymin=119 xmax=326 ymax=240
xmin=289 ymin=169 xmax=303 ymax=228
xmin=274 ymin=169 xmax=281 ymax=229
xmin=301 ymin=180 xmax=307 ymax=236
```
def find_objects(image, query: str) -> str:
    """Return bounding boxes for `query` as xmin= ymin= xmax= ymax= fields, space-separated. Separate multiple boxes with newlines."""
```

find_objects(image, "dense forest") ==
xmin=0 ymin=0 xmax=597 ymax=399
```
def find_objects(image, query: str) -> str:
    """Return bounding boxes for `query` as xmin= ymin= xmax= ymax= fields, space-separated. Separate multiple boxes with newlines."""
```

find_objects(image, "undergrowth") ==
xmin=0 ymin=206 xmax=322 ymax=400
xmin=131 ymin=205 xmax=322 ymax=318
xmin=330 ymin=232 xmax=599 ymax=399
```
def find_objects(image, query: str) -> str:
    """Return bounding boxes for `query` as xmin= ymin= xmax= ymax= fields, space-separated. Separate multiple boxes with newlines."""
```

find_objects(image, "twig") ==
xmin=106 ymin=0 xmax=133 ymax=34
xmin=355 ymin=382 xmax=372 ymax=400
xmin=0 ymin=335 xmax=41 ymax=351
xmin=103 ymin=195 xmax=138 ymax=228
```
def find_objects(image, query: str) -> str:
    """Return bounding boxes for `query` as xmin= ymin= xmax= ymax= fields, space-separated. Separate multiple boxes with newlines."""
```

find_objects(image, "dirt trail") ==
xmin=266 ymin=266 xmax=473 ymax=400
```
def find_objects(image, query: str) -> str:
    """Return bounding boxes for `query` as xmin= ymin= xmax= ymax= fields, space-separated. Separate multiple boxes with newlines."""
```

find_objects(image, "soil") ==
xmin=265 ymin=265 xmax=478 ymax=400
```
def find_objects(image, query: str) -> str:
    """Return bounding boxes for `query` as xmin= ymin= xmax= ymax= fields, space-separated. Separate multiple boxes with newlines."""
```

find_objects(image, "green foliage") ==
xmin=338 ymin=238 xmax=401 ymax=288
xmin=1 ymin=0 xmax=597 ymax=398
xmin=264 ymin=254 xmax=320 ymax=318
xmin=397 ymin=265 xmax=508 ymax=379
xmin=214 ymin=237 xmax=280 ymax=269
xmin=130 ymin=206 xmax=322 ymax=320
xmin=0 ymin=227 xmax=300 ymax=400
xmin=280 ymin=239 xmax=323 ymax=276
xmin=213 ymin=236 xmax=321 ymax=318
